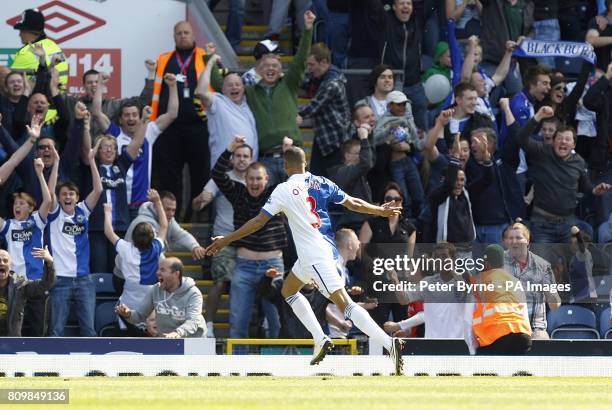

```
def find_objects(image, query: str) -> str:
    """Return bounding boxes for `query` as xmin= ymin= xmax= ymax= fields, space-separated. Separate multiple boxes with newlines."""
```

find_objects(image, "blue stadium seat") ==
xmin=600 ymin=307 xmax=612 ymax=339
xmin=91 ymin=272 xmax=116 ymax=293
xmin=547 ymin=305 xmax=599 ymax=339
xmin=95 ymin=301 xmax=118 ymax=337
xmin=90 ymin=272 xmax=119 ymax=301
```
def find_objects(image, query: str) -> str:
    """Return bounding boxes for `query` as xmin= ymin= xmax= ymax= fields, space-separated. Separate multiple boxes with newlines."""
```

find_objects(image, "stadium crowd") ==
xmin=1 ymin=1 xmax=612 ymax=351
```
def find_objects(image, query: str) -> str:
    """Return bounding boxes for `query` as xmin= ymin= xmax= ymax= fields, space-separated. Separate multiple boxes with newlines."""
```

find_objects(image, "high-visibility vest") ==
xmin=11 ymin=37 xmax=69 ymax=90
xmin=150 ymin=47 xmax=208 ymax=120
xmin=472 ymin=269 xmax=532 ymax=347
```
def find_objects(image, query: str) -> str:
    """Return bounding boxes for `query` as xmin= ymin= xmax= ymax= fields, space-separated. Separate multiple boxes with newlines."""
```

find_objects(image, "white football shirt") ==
xmin=262 ymin=172 xmax=347 ymax=264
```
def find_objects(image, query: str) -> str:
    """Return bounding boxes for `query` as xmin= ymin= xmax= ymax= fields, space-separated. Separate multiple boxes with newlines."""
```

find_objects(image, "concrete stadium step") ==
xmin=211 ymin=323 xmax=230 ymax=338
xmin=202 ymin=294 xmax=230 ymax=311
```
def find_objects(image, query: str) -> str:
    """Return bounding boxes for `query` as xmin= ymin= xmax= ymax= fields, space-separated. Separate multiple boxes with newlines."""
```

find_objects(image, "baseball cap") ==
xmin=386 ymin=90 xmax=409 ymax=104
xmin=484 ymin=244 xmax=505 ymax=269
xmin=13 ymin=9 xmax=45 ymax=33
xmin=253 ymin=39 xmax=280 ymax=60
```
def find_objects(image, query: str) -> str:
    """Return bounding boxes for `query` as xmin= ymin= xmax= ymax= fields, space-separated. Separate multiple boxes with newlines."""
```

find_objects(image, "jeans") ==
xmin=530 ymin=215 xmax=576 ymax=244
xmin=533 ymin=19 xmax=560 ymax=68
xmin=390 ymin=156 xmax=425 ymax=218
xmin=260 ymin=156 xmax=287 ymax=186
xmin=267 ymin=0 xmax=312 ymax=36
xmin=230 ymin=256 xmax=284 ymax=341
xmin=402 ymin=82 xmax=428 ymax=131
xmin=475 ymin=223 xmax=509 ymax=245
xmin=226 ymin=0 xmax=246 ymax=49
xmin=480 ymin=60 xmax=523 ymax=96
xmin=49 ymin=275 xmax=96 ymax=336
xmin=422 ymin=8 xmax=440 ymax=58
xmin=326 ymin=12 xmax=349 ymax=68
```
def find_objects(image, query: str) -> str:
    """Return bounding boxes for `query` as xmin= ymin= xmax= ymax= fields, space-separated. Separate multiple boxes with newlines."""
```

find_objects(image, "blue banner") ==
xmin=513 ymin=39 xmax=597 ymax=65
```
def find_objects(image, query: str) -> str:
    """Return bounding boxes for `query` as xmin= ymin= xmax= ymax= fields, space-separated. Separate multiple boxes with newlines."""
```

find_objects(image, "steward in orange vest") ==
xmin=472 ymin=244 xmax=532 ymax=355
xmin=150 ymin=21 xmax=215 ymax=216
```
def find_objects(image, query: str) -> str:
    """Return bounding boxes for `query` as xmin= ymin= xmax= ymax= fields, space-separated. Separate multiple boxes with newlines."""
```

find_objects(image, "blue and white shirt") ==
xmin=46 ymin=202 xmax=91 ymax=278
xmin=115 ymin=237 xmax=165 ymax=309
xmin=1 ymin=213 xmax=46 ymax=280
xmin=262 ymin=172 xmax=347 ymax=263
xmin=106 ymin=121 xmax=162 ymax=205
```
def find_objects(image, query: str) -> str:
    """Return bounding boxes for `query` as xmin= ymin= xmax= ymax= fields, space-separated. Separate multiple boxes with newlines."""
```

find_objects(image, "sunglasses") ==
xmin=553 ymin=85 xmax=567 ymax=92
xmin=384 ymin=196 xmax=403 ymax=202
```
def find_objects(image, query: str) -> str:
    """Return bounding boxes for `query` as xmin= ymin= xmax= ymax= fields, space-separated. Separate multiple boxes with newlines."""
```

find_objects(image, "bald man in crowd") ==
xmin=116 ymin=257 xmax=206 ymax=338
xmin=150 ymin=21 xmax=214 ymax=219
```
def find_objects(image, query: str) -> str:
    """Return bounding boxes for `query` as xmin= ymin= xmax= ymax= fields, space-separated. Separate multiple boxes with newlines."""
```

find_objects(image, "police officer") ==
xmin=11 ymin=9 xmax=69 ymax=91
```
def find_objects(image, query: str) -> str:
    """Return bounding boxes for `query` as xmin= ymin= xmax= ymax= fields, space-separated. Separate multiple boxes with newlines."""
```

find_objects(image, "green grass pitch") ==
xmin=2 ymin=377 xmax=611 ymax=409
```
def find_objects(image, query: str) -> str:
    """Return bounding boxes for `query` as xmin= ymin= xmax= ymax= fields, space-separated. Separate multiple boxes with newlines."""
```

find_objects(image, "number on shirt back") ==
xmin=306 ymin=196 xmax=321 ymax=229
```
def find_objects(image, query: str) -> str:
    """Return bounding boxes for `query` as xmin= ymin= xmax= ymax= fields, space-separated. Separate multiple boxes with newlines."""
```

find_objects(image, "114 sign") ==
xmin=64 ymin=48 xmax=121 ymax=97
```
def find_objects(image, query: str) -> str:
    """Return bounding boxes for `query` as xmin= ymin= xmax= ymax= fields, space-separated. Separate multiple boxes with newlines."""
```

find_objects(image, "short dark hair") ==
xmin=524 ymin=65 xmax=551 ymax=88
xmin=233 ymin=144 xmax=253 ymax=157
xmin=132 ymin=222 xmax=155 ymax=252
xmin=82 ymin=69 xmax=100 ymax=84
xmin=367 ymin=64 xmax=393 ymax=95
xmin=283 ymin=147 xmax=306 ymax=168
xmin=541 ymin=116 xmax=560 ymax=128
xmin=309 ymin=42 xmax=331 ymax=63
xmin=57 ymin=182 xmax=80 ymax=197
xmin=159 ymin=191 xmax=176 ymax=202
xmin=553 ymin=125 xmax=577 ymax=144
xmin=341 ymin=138 xmax=361 ymax=156
xmin=118 ymin=98 xmax=142 ymax=119
xmin=380 ymin=181 xmax=404 ymax=204
xmin=453 ymin=81 xmax=476 ymax=98
xmin=5 ymin=71 xmax=22 ymax=86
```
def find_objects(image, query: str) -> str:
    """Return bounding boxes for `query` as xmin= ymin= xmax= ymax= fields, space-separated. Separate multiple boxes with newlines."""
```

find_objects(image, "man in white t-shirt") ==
xmin=91 ymin=72 xmax=179 ymax=217
xmin=192 ymin=143 xmax=252 ymax=337
xmin=47 ymin=148 xmax=103 ymax=336
xmin=205 ymin=146 xmax=406 ymax=374
xmin=195 ymin=53 xmax=258 ymax=168
xmin=383 ymin=243 xmax=468 ymax=338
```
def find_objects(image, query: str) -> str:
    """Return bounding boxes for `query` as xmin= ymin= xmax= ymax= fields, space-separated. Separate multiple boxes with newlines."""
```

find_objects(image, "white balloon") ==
xmin=424 ymin=74 xmax=451 ymax=104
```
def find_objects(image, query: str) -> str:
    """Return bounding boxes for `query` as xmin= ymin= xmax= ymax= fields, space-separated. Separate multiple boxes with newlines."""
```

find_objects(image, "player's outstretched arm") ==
xmin=342 ymin=196 xmax=402 ymax=218
xmin=205 ymin=211 xmax=271 ymax=256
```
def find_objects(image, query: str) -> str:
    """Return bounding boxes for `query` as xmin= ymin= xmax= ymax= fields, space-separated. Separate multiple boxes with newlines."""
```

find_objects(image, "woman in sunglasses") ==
xmin=543 ymin=64 xmax=592 ymax=126
xmin=359 ymin=182 xmax=416 ymax=327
